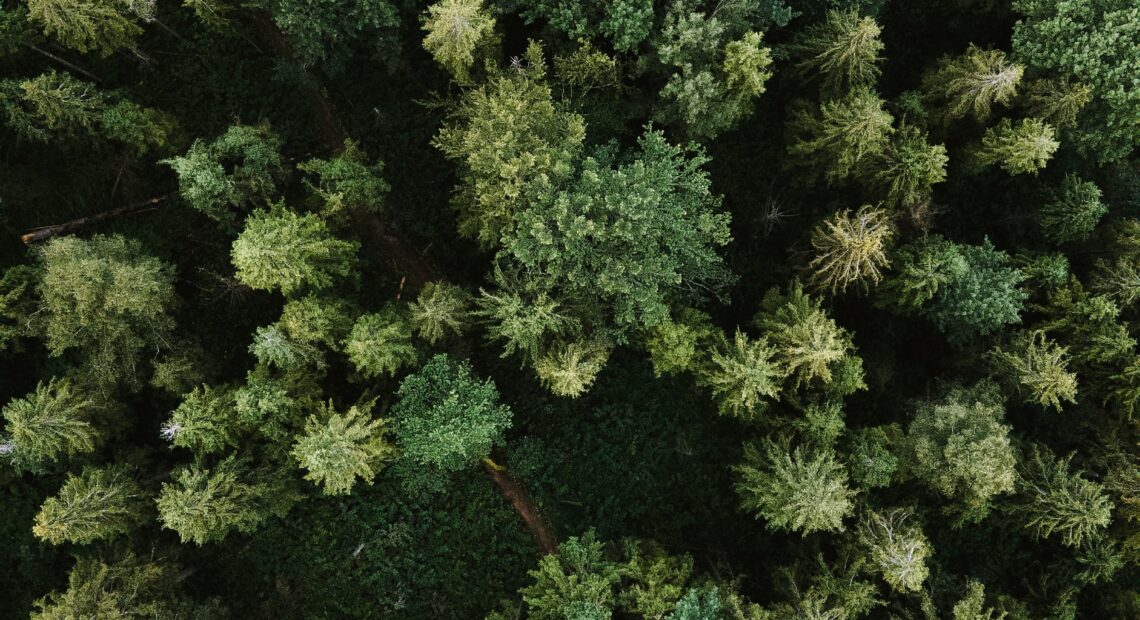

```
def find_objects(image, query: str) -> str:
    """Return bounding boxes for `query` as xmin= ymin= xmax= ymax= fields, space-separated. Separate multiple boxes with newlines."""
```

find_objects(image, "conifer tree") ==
xmin=249 ymin=323 xmax=324 ymax=372
xmin=792 ymin=10 xmax=884 ymax=95
xmin=808 ymin=206 xmax=894 ymax=295
xmin=1020 ymin=79 xmax=1091 ymax=129
xmin=391 ymin=354 xmax=511 ymax=474
xmin=754 ymin=282 xmax=855 ymax=388
xmin=1012 ymin=447 xmax=1113 ymax=548
xmin=923 ymin=44 xmax=1023 ymax=122
xmin=231 ymin=206 xmax=359 ymax=296
xmin=734 ymin=439 xmax=855 ymax=534
xmin=31 ymin=555 xmax=206 ymax=619
xmin=279 ymin=295 xmax=354 ymax=348
xmin=421 ymin=0 xmax=496 ymax=83
xmin=974 ymin=117 xmax=1058 ymax=175
xmin=0 ymin=71 xmax=104 ymax=140
xmin=292 ymin=400 xmax=395 ymax=495
xmin=36 ymin=234 xmax=175 ymax=391
xmin=1039 ymin=174 xmax=1106 ymax=244
xmin=533 ymin=338 xmax=612 ymax=398
xmin=408 ymin=281 xmax=471 ymax=345
xmin=476 ymin=267 xmax=580 ymax=360
xmin=951 ymin=580 xmax=1003 ymax=620
xmin=1 ymin=378 xmax=98 ymax=473
xmin=699 ymin=330 xmax=785 ymax=419
xmin=520 ymin=531 xmax=623 ymax=619
xmin=865 ymin=125 xmax=948 ymax=209
xmin=644 ymin=308 xmax=717 ymax=377
xmin=857 ymin=508 xmax=931 ymax=593
xmin=986 ymin=331 xmax=1077 ymax=411
xmin=298 ymin=140 xmax=390 ymax=218
xmin=26 ymin=0 xmax=143 ymax=56
xmin=343 ymin=306 xmax=418 ymax=378
xmin=156 ymin=456 xmax=296 ymax=545
xmin=723 ymin=31 xmax=774 ymax=101
xmin=33 ymin=466 xmax=144 ymax=545
xmin=163 ymin=384 xmax=242 ymax=456
xmin=788 ymin=87 xmax=894 ymax=183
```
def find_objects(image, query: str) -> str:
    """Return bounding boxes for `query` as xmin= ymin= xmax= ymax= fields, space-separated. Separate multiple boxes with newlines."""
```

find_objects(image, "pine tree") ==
xmin=26 ymin=0 xmax=143 ymax=56
xmin=754 ymin=282 xmax=855 ymax=387
xmin=343 ymin=306 xmax=418 ymax=378
xmin=533 ymin=338 xmax=612 ymax=398
xmin=520 ymin=531 xmax=623 ymax=620
xmin=0 ymin=71 xmax=105 ymax=141
xmin=291 ymin=400 xmax=395 ymax=495
xmin=421 ymin=0 xmax=496 ymax=83
xmin=1012 ymin=447 xmax=1113 ymax=548
xmin=156 ymin=456 xmax=296 ymax=545
xmin=33 ymin=466 xmax=144 ymax=545
xmin=865 ymin=125 xmax=948 ymax=209
xmin=699 ymin=330 xmax=785 ymax=420
xmin=163 ymin=384 xmax=242 ymax=456
xmin=792 ymin=10 xmax=884 ymax=95
xmin=1020 ymin=79 xmax=1092 ymax=129
xmin=923 ymin=44 xmax=1023 ymax=122
xmin=734 ymin=438 xmax=854 ymax=534
xmin=476 ymin=267 xmax=580 ymax=360
xmin=391 ymin=354 xmax=511 ymax=473
xmin=36 ymin=234 xmax=176 ymax=392
xmin=974 ymin=117 xmax=1058 ymax=176
xmin=788 ymin=87 xmax=894 ymax=183
xmin=231 ymin=206 xmax=359 ymax=296
xmin=808 ymin=206 xmax=894 ymax=295
xmin=857 ymin=508 xmax=931 ymax=593
xmin=986 ymin=331 xmax=1077 ymax=411
xmin=1 ymin=378 xmax=98 ymax=473
xmin=1039 ymin=174 xmax=1106 ymax=244
xmin=408 ymin=281 xmax=471 ymax=345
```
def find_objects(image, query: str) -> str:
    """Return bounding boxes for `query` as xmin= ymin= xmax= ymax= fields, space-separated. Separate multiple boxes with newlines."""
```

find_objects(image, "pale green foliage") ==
xmin=735 ymin=439 xmax=855 ymax=534
xmin=31 ymin=555 xmax=181 ymax=620
xmin=723 ymin=32 xmax=774 ymax=99
xmin=951 ymin=581 xmax=1004 ymax=620
xmin=619 ymin=539 xmax=693 ymax=619
xmin=249 ymin=324 xmax=323 ymax=371
xmin=157 ymin=456 xmax=295 ymax=545
xmin=533 ymin=338 xmax=612 ymax=398
xmin=409 ymin=281 xmax=471 ymax=344
xmin=1 ymin=71 xmax=102 ymax=140
xmin=33 ymin=466 xmax=143 ymax=544
xmin=422 ymin=0 xmax=495 ymax=82
xmin=477 ymin=270 xmax=580 ymax=360
xmin=1 ymin=378 xmax=98 ymax=473
xmin=788 ymin=87 xmax=894 ymax=183
xmin=1039 ymin=174 xmax=1106 ymax=244
xmin=231 ymin=206 xmax=358 ymax=296
xmin=866 ymin=125 xmax=948 ymax=208
xmin=904 ymin=383 xmax=1017 ymax=520
xmin=37 ymin=235 xmax=175 ymax=391
xmin=279 ymin=295 xmax=353 ymax=348
xmin=298 ymin=139 xmax=389 ymax=217
xmin=505 ymin=128 xmax=734 ymax=334
xmin=793 ymin=10 xmax=883 ymax=94
xmin=344 ymin=306 xmax=417 ymax=378
xmin=554 ymin=42 xmax=620 ymax=99
xmin=163 ymin=124 xmax=285 ymax=226
xmin=987 ymin=331 xmax=1077 ymax=411
xmin=975 ymin=117 xmax=1058 ymax=175
xmin=924 ymin=45 xmax=1023 ymax=122
xmin=521 ymin=531 xmax=623 ymax=620
xmin=26 ymin=0 xmax=142 ymax=55
xmin=292 ymin=400 xmax=396 ymax=495
xmin=858 ymin=508 xmax=931 ymax=593
xmin=1020 ymin=79 xmax=1091 ymax=129
xmin=1012 ymin=447 xmax=1113 ymax=548
xmin=391 ymin=354 xmax=511 ymax=473
xmin=644 ymin=307 xmax=717 ymax=377
xmin=808 ymin=206 xmax=894 ymax=295
xmin=700 ymin=330 xmax=785 ymax=419
xmin=755 ymin=282 xmax=854 ymax=387
xmin=435 ymin=42 xmax=585 ymax=247
xmin=165 ymin=384 xmax=240 ymax=456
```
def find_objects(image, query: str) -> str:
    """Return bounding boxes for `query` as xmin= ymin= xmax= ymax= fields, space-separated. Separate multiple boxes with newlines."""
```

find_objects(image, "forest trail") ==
xmin=483 ymin=458 xmax=558 ymax=555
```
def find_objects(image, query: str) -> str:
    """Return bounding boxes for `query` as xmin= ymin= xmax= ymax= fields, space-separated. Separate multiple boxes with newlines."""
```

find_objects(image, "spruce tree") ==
xmin=974 ymin=117 xmax=1058 ymax=175
xmin=291 ymin=400 xmax=395 ymax=495
xmin=808 ymin=206 xmax=894 ymax=295
xmin=231 ymin=206 xmax=358 ymax=296
xmin=343 ymin=306 xmax=418 ymax=379
xmin=788 ymin=87 xmax=894 ymax=183
xmin=1038 ymin=174 xmax=1106 ymax=244
xmin=31 ymin=555 xmax=206 ymax=619
xmin=1012 ymin=447 xmax=1113 ymax=548
xmin=754 ymin=282 xmax=856 ymax=388
xmin=33 ymin=466 xmax=144 ymax=545
xmin=699 ymin=330 xmax=785 ymax=419
xmin=792 ymin=10 xmax=884 ymax=95
xmin=1 ymin=378 xmax=98 ymax=473
xmin=734 ymin=438 xmax=855 ymax=534
xmin=865 ymin=125 xmax=948 ymax=209
xmin=533 ymin=338 xmax=612 ymax=398
xmin=924 ymin=44 xmax=1023 ymax=122
xmin=163 ymin=384 xmax=242 ymax=456
xmin=857 ymin=508 xmax=931 ymax=593
xmin=986 ymin=331 xmax=1077 ymax=411
xmin=26 ymin=0 xmax=143 ymax=56
xmin=421 ymin=0 xmax=496 ymax=83
xmin=408 ymin=281 xmax=471 ymax=345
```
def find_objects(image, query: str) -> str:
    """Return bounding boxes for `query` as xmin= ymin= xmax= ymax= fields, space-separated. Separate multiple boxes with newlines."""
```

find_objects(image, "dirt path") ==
xmin=483 ymin=458 xmax=559 ymax=555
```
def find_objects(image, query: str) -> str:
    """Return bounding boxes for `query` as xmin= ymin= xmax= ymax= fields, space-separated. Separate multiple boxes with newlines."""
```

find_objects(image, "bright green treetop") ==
xmin=987 ymin=331 xmax=1077 ymax=411
xmin=808 ymin=205 xmax=894 ymax=295
xmin=734 ymin=438 xmax=855 ymax=534
xmin=231 ymin=206 xmax=358 ymax=296
xmin=408 ymin=281 xmax=471 ymax=345
xmin=1012 ymin=446 xmax=1113 ymax=548
xmin=699 ymin=330 xmax=785 ymax=419
xmin=26 ymin=0 xmax=143 ymax=56
xmin=164 ymin=384 xmax=242 ymax=457
xmin=754 ymin=282 xmax=855 ymax=388
xmin=422 ymin=0 xmax=496 ymax=83
xmin=31 ymin=555 xmax=201 ymax=620
xmin=33 ymin=466 xmax=144 ymax=545
xmin=974 ymin=117 xmax=1059 ymax=175
xmin=343 ymin=305 xmax=418 ymax=379
xmin=857 ymin=508 xmax=931 ymax=593
xmin=1 ymin=378 xmax=98 ymax=473
xmin=1039 ymin=174 xmax=1106 ymax=244
xmin=788 ymin=87 xmax=894 ymax=183
xmin=792 ymin=10 xmax=884 ymax=95
xmin=923 ymin=44 xmax=1023 ymax=122
xmin=291 ymin=400 xmax=396 ymax=495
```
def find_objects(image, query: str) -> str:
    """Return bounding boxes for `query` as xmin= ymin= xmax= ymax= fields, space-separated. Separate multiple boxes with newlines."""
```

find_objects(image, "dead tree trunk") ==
xmin=21 ymin=195 xmax=171 ymax=245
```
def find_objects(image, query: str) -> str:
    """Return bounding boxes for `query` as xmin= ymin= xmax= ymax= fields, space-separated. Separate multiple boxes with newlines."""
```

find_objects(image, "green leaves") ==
xmin=1 ymin=378 xmax=98 ymax=473
xmin=923 ymin=45 xmax=1023 ymax=122
xmin=808 ymin=206 xmax=894 ymax=295
xmin=788 ymin=87 xmax=894 ymax=183
xmin=33 ymin=466 xmax=144 ymax=544
xmin=1012 ymin=447 xmax=1112 ymax=548
xmin=291 ymin=401 xmax=395 ymax=495
xmin=231 ymin=206 xmax=358 ymax=296
xmin=344 ymin=306 xmax=417 ymax=378
xmin=1039 ymin=174 xmax=1106 ymax=244
xmin=422 ymin=0 xmax=496 ymax=83
xmin=734 ymin=439 xmax=855 ymax=534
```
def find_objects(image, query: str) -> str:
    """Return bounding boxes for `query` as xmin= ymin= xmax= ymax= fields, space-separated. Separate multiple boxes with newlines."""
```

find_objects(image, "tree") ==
xmin=1039 ymin=174 xmax=1106 ymax=244
xmin=36 ymin=234 xmax=176 ymax=391
xmin=434 ymin=42 xmax=586 ymax=247
xmin=163 ymin=124 xmax=285 ymax=226
xmin=520 ymin=531 xmax=623 ymax=620
xmin=923 ymin=45 xmax=1023 ymax=122
xmin=1 ymin=378 xmax=98 ymax=473
xmin=792 ymin=10 xmax=884 ymax=95
xmin=644 ymin=307 xmax=717 ymax=377
xmin=1011 ymin=447 xmax=1113 ymax=548
xmin=1012 ymin=0 xmax=1140 ymax=162
xmin=808 ymin=206 xmax=894 ymax=295
xmin=788 ymin=87 xmax=894 ymax=183
xmin=986 ymin=331 xmax=1077 ymax=411
xmin=249 ymin=323 xmax=324 ymax=372
xmin=291 ymin=400 xmax=395 ymax=495
xmin=734 ymin=438 xmax=855 ymax=534
xmin=31 ymin=555 xmax=208 ymax=619
xmin=1 ymin=71 xmax=103 ymax=140
xmin=298 ymin=139 xmax=390 ymax=218
xmin=857 ymin=508 xmax=931 ymax=593
xmin=408 ymin=281 xmax=471 ymax=345
xmin=847 ymin=426 xmax=899 ymax=490
xmin=33 ymin=466 xmax=144 ymax=545
xmin=974 ymin=117 xmax=1058 ymax=176
xmin=865 ymin=125 xmax=948 ymax=209
xmin=343 ymin=306 xmax=418 ymax=378
xmin=533 ymin=338 xmax=613 ymax=398
xmin=231 ymin=206 xmax=358 ymax=296
xmin=261 ymin=0 xmax=400 ymax=71
xmin=26 ymin=0 xmax=143 ymax=56
xmin=163 ymin=384 xmax=242 ymax=456
xmin=723 ymin=31 xmax=775 ymax=101
xmin=391 ymin=354 xmax=512 ymax=474
xmin=754 ymin=282 xmax=856 ymax=388
xmin=422 ymin=0 xmax=496 ymax=83
xmin=699 ymin=330 xmax=785 ymax=419
xmin=504 ymin=127 xmax=734 ymax=334
xmin=516 ymin=0 xmax=654 ymax=53
xmin=278 ymin=294 xmax=353 ymax=348
xmin=156 ymin=456 xmax=296 ymax=545
xmin=477 ymin=267 xmax=581 ymax=360
xmin=904 ymin=382 xmax=1017 ymax=521
xmin=1020 ymin=79 xmax=1092 ymax=129
xmin=951 ymin=580 xmax=1004 ymax=620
